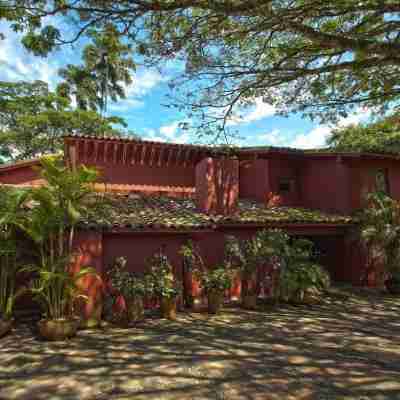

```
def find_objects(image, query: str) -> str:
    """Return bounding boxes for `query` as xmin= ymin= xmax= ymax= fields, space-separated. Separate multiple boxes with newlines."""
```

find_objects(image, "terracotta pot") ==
xmin=127 ymin=297 xmax=144 ymax=323
xmin=160 ymin=297 xmax=177 ymax=320
xmin=386 ymin=278 xmax=400 ymax=295
xmin=207 ymin=290 xmax=224 ymax=314
xmin=0 ymin=318 xmax=13 ymax=338
xmin=242 ymin=294 xmax=257 ymax=310
xmin=37 ymin=319 xmax=80 ymax=341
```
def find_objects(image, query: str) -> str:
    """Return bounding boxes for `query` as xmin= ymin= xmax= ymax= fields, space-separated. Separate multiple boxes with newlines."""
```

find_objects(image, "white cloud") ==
xmin=110 ymin=69 xmax=166 ymax=112
xmin=256 ymin=129 xmax=286 ymax=146
xmin=160 ymin=121 xmax=180 ymax=139
xmin=228 ymin=98 xmax=276 ymax=126
xmin=289 ymin=108 xmax=372 ymax=149
xmin=0 ymin=22 xmax=61 ymax=89
xmin=290 ymin=126 xmax=332 ymax=149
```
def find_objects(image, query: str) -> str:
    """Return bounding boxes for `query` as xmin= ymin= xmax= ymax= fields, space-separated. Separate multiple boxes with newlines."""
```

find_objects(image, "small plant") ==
xmin=107 ymin=257 xmax=149 ymax=300
xmin=196 ymin=266 xmax=232 ymax=294
xmin=278 ymin=238 xmax=330 ymax=303
xmin=147 ymin=247 xmax=181 ymax=299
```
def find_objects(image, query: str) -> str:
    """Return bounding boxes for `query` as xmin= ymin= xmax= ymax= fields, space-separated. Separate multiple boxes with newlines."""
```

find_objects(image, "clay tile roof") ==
xmin=81 ymin=194 xmax=352 ymax=231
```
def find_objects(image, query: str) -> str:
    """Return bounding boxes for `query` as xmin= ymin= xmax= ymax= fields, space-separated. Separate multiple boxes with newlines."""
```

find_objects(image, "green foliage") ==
xmin=224 ymin=229 xmax=289 ymax=276
xmin=0 ymin=187 xmax=29 ymax=319
xmin=278 ymin=238 xmax=330 ymax=303
xmin=195 ymin=266 xmax=233 ymax=294
xmin=358 ymin=192 xmax=400 ymax=284
xmin=0 ymin=80 xmax=129 ymax=162
xmin=19 ymin=156 xmax=100 ymax=320
xmin=107 ymin=257 xmax=150 ymax=299
xmin=57 ymin=24 xmax=135 ymax=113
xmin=328 ymin=112 xmax=400 ymax=154
xmin=3 ymin=1 xmax=400 ymax=136
xmin=146 ymin=247 xmax=181 ymax=299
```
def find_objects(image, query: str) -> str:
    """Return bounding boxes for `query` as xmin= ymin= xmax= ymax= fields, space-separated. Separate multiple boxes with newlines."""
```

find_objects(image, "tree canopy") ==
xmin=328 ymin=111 xmax=400 ymax=154
xmin=0 ymin=80 xmax=129 ymax=162
xmin=1 ymin=1 xmax=400 ymax=139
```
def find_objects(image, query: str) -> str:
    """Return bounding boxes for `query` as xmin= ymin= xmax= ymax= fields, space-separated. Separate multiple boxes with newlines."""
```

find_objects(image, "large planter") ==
xmin=127 ymin=296 xmax=144 ymax=323
xmin=207 ymin=290 xmax=224 ymax=314
xmin=242 ymin=294 xmax=257 ymax=310
xmin=37 ymin=318 xmax=80 ymax=341
xmin=386 ymin=278 xmax=400 ymax=295
xmin=0 ymin=318 xmax=13 ymax=338
xmin=160 ymin=297 xmax=177 ymax=320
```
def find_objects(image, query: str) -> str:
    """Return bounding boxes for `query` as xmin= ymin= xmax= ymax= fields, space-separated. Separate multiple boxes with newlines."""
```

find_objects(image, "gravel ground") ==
xmin=1 ymin=288 xmax=400 ymax=400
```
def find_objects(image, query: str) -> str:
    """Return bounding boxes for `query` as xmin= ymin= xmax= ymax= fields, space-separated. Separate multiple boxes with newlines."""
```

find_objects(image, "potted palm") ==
xmin=278 ymin=238 xmax=330 ymax=304
xmin=147 ymin=247 xmax=181 ymax=320
xmin=21 ymin=156 xmax=100 ymax=340
xmin=197 ymin=266 xmax=232 ymax=314
xmin=0 ymin=188 xmax=28 ymax=337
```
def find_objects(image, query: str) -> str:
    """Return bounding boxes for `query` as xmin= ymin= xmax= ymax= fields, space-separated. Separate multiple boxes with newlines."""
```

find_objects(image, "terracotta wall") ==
xmin=239 ymin=159 xmax=269 ymax=202
xmin=196 ymin=157 xmax=239 ymax=215
xmin=0 ymin=165 xmax=40 ymax=185
xmin=84 ymin=161 xmax=196 ymax=189
xmin=301 ymin=158 xmax=352 ymax=214
xmin=268 ymin=158 xmax=302 ymax=206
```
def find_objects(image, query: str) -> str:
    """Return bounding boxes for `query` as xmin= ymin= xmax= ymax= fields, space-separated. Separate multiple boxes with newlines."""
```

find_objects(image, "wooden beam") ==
xmin=157 ymin=147 xmax=164 ymax=167
xmin=122 ymin=143 xmax=128 ymax=164
xmin=166 ymin=147 xmax=174 ymax=167
xmin=183 ymin=148 xmax=191 ymax=167
xmin=103 ymin=142 xmax=109 ymax=163
xmin=140 ymin=144 xmax=147 ymax=165
xmin=175 ymin=147 xmax=183 ymax=166
xmin=130 ymin=144 xmax=137 ymax=165
xmin=94 ymin=141 xmax=99 ymax=162
xmin=149 ymin=146 xmax=156 ymax=167
xmin=113 ymin=143 xmax=118 ymax=164
xmin=82 ymin=140 xmax=88 ymax=162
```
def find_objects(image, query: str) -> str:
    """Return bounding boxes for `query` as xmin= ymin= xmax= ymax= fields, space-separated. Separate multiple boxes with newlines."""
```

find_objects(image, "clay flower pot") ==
xmin=242 ymin=294 xmax=258 ymax=310
xmin=207 ymin=290 xmax=224 ymax=314
xmin=127 ymin=297 xmax=144 ymax=323
xmin=0 ymin=318 xmax=14 ymax=338
xmin=160 ymin=297 xmax=177 ymax=320
xmin=37 ymin=318 xmax=80 ymax=341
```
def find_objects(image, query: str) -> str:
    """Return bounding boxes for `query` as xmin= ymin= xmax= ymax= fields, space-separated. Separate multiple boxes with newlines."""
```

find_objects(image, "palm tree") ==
xmin=57 ymin=24 xmax=135 ymax=114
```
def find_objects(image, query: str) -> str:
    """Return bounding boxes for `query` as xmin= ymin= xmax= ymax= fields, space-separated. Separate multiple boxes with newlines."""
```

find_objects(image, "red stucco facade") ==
xmin=3 ymin=135 xmax=400 ymax=322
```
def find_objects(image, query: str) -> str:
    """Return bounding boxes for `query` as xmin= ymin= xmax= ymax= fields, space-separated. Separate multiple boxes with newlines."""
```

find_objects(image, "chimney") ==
xmin=195 ymin=157 xmax=239 ymax=215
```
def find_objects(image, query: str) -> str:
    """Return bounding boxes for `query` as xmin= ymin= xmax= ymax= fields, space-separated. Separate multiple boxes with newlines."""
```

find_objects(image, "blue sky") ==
xmin=0 ymin=21 xmax=370 ymax=148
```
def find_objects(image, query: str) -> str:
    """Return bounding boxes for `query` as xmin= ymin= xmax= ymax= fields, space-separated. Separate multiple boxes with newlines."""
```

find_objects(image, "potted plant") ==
xmin=147 ymin=247 xmax=181 ymax=320
xmin=359 ymin=192 xmax=400 ymax=293
xmin=278 ymin=238 xmax=330 ymax=304
xmin=107 ymin=257 xmax=149 ymax=325
xmin=0 ymin=188 xmax=28 ymax=337
xmin=20 ymin=156 xmax=100 ymax=340
xmin=196 ymin=266 xmax=232 ymax=314
xmin=30 ymin=259 xmax=97 ymax=340
xmin=224 ymin=233 xmax=268 ymax=310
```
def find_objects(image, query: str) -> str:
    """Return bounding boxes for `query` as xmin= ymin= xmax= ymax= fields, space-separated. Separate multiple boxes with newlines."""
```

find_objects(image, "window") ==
xmin=375 ymin=169 xmax=390 ymax=195
xmin=278 ymin=178 xmax=293 ymax=193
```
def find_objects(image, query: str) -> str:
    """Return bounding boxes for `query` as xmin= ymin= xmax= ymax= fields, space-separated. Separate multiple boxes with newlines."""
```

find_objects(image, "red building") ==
xmin=1 ymin=134 xmax=399 ymax=316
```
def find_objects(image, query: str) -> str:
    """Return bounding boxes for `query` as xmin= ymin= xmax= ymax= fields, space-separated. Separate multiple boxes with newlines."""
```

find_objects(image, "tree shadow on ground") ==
xmin=1 ymin=289 xmax=400 ymax=400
